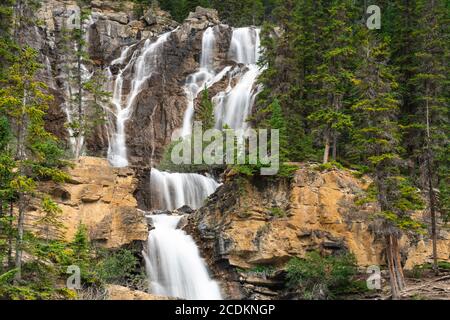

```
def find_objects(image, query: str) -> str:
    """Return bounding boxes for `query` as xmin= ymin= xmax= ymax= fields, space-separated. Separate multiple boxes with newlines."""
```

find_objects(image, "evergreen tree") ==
xmin=0 ymin=47 xmax=69 ymax=281
xmin=267 ymin=98 xmax=288 ymax=161
xmin=307 ymin=0 xmax=359 ymax=164
xmin=352 ymin=34 xmax=424 ymax=299
xmin=0 ymin=0 xmax=17 ymax=80
xmin=257 ymin=0 xmax=317 ymax=161
xmin=35 ymin=197 xmax=64 ymax=242
xmin=195 ymin=86 xmax=214 ymax=130
xmin=408 ymin=0 xmax=449 ymax=273
xmin=61 ymin=2 xmax=92 ymax=159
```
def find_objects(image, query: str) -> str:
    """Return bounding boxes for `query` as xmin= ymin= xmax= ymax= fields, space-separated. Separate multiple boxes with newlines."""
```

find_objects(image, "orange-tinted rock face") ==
xmin=25 ymin=157 xmax=148 ymax=248
xmin=189 ymin=166 xmax=450 ymax=298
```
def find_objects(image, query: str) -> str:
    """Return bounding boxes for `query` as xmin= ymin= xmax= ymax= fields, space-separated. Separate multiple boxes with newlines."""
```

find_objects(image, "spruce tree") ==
xmin=409 ymin=0 xmax=449 ymax=273
xmin=352 ymin=34 xmax=424 ymax=299
xmin=307 ymin=0 xmax=358 ymax=164
xmin=0 ymin=48 xmax=68 ymax=281
xmin=195 ymin=86 xmax=214 ymax=130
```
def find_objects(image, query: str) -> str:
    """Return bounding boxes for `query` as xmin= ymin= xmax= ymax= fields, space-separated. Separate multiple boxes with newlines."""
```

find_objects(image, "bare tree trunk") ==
xmin=323 ymin=131 xmax=330 ymax=164
xmin=425 ymin=83 xmax=439 ymax=274
xmin=7 ymin=202 xmax=14 ymax=268
xmin=386 ymin=233 xmax=405 ymax=299
xmin=332 ymin=134 xmax=337 ymax=161
xmin=14 ymin=193 xmax=26 ymax=282
xmin=428 ymin=157 xmax=438 ymax=274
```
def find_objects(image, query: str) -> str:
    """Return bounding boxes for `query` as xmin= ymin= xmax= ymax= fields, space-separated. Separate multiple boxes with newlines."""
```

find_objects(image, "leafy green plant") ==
xmin=269 ymin=207 xmax=286 ymax=218
xmin=316 ymin=161 xmax=344 ymax=172
xmin=97 ymin=249 xmax=139 ymax=285
xmin=286 ymin=251 xmax=360 ymax=299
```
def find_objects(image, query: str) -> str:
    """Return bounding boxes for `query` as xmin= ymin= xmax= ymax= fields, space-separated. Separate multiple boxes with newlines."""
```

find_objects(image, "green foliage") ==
xmin=316 ymin=161 xmax=344 ymax=172
xmin=97 ymin=249 xmax=139 ymax=284
xmin=156 ymin=0 xmax=270 ymax=25
xmin=286 ymin=251 xmax=360 ymax=299
xmin=35 ymin=197 xmax=65 ymax=240
xmin=3 ymin=230 xmax=143 ymax=299
xmin=0 ymin=116 xmax=11 ymax=151
xmin=71 ymin=224 xmax=90 ymax=261
xmin=410 ymin=261 xmax=450 ymax=279
xmin=269 ymin=206 xmax=286 ymax=218
xmin=195 ymin=86 xmax=214 ymax=130
xmin=240 ymin=265 xmax=276 ymax=277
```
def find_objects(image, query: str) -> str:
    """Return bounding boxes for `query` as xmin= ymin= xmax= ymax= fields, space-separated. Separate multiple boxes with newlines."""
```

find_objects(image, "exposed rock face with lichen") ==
xmin=188 ymin=167 xmax=450 ymax=299
xmin=25 ymin=157 xmax=148 ymax=248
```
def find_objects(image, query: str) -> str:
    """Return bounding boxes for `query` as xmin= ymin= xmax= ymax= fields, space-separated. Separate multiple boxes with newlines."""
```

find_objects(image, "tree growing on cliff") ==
xmin=195 ymin=86 xmax=214 ymax=130
xmin=60 ymin=3 xmax=93 ymax=159
xmin=35 ymin=197 xmax=64 ymax=242
xmin=306 ymin=0 xmax=359 ymax=164
xmin=0 ymin=0 xmax=18 ymax=80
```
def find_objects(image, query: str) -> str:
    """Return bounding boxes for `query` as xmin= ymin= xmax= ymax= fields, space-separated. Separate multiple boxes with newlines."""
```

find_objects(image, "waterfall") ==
xmin=213 ymin=27 xmax=263 ymax=131
xmin=228 ymin=27 xmax=261 ymax=65
xmin=150 ymin=168 xmax=220 ymax=211
xmin=181 ymin=27 xmax=231 ymax=137
xmin=107 ymin=31 xmax=172 ymax=167
xmin=144 ymin=215 xmax=222 ymax=300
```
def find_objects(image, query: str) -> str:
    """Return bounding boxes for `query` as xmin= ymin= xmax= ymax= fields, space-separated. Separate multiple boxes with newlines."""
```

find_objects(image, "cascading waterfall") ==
xmin=181 ymin=27 xmax=231 ymax=137
xmin=144 ymin=215 xmax=222 ymax=300
xmin=213 ymin=27 xmax=262 ymax=131
xmin=103 ymin=25 xmax=263 ymax=300
xmin=150 ymin=168 xmax=220 ymax=211
xmin=107 ymin=31 xmax=172 ymax=167
xmin=142 ymin=30 xmax=223 ymax=298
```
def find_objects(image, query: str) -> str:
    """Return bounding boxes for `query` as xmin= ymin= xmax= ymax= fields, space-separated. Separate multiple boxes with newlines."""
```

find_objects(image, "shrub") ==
xmin=286 ymin=251 xmax=359 ymax=299
xmin=269 ymin=207 xmax=286 ymax=218
xmin=97 ymin=249 xmax=139 ymax=285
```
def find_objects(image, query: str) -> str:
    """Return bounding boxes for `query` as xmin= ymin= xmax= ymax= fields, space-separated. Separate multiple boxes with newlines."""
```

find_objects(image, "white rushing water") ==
xmin=213 ymin=27 xmax=262 ymax=131
xmin=150 ymin=168 xmax=220 ymax=211
xmin=181 ymin=27 xmax=231 ymax=137
xmin=107 ymin=31 xmax=172 ymax=167
xmin=144 ymin=214 xmax=222 ymax=300
xmin=103 ymin=27 xmax=263 ymax=300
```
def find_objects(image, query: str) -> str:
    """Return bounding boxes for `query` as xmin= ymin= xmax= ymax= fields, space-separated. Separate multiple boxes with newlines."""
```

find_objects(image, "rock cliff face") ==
xmin=28 ymin=1 xmax=235 ymax=167
xmin=188 ymin=167 xmax=450 ymax=299
xmin=113 ymin=8 xmax=233 ymax=167
xmin=25 ymin=157 xmax=148 ymax=248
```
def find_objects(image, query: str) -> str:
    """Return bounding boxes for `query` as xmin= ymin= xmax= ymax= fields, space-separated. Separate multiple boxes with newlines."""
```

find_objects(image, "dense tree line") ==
xmin=133 ymin=0 xmax=277 ymax=25
xmin=255 ymin=0 xmax=448 ymax=298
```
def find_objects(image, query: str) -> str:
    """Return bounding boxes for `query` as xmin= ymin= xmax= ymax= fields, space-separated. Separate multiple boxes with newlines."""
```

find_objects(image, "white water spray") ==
xmin=107 ymin=31 xmax=172 ymax=167
xmin=144 ymin=214 xmax=222 ymax=300
xmin=150 ymin=168 xmax=220 ymax=211
xmin=213 ymin=27 xmax=263 ymax=131
xmin=181 ymin=27 xmax=231 ymax=137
